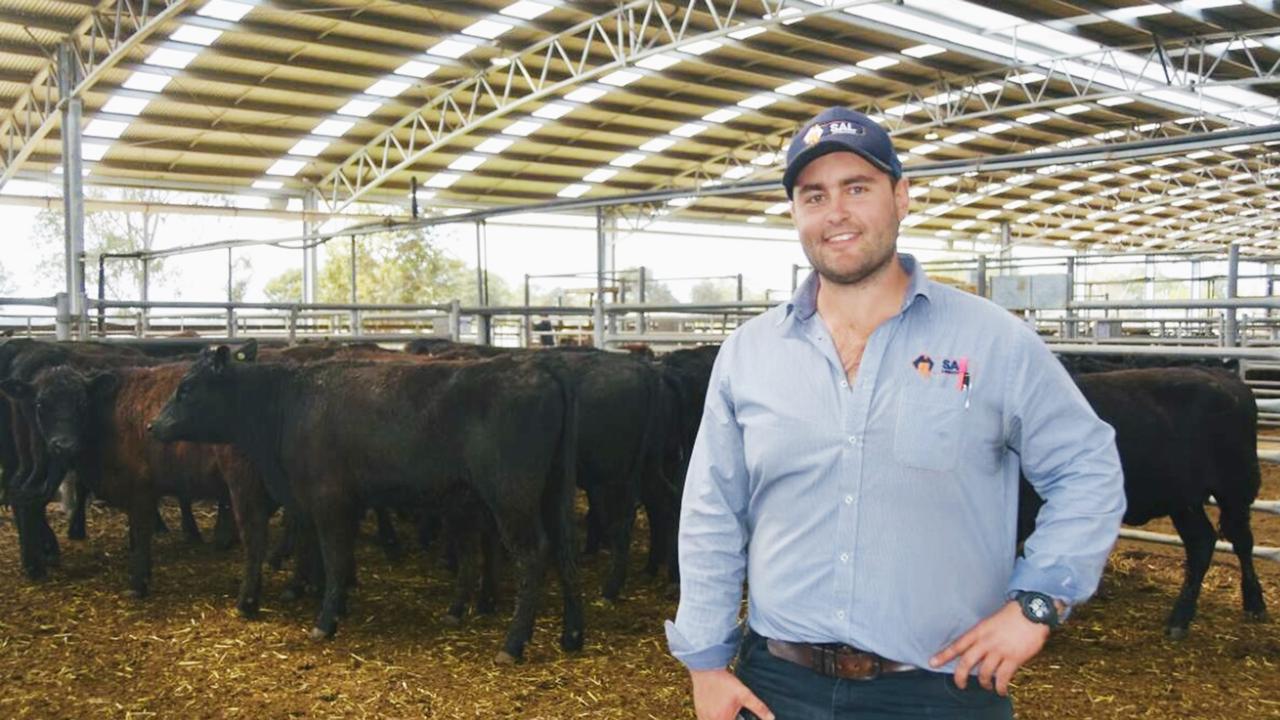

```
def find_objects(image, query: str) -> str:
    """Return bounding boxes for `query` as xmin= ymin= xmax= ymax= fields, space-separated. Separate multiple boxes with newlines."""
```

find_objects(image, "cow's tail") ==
xmin=1217 ymin=389 xmax=1261 ymax=543
xmin=539 ymin=355 xmax=579 ymax=539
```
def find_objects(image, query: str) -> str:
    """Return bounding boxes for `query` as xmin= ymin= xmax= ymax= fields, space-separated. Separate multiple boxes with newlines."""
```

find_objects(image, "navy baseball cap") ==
xmin=781 ymin=107 xmax=902 ymax=199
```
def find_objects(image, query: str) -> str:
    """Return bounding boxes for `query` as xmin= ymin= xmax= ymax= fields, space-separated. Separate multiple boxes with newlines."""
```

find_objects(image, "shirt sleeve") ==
xmin=1003 ymin=327 xmax=1126 ymax=612
xmin=664 ymin=343 xmax=752 ymax=671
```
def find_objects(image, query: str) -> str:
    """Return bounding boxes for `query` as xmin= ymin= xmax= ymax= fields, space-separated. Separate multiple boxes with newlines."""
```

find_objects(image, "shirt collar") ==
xmin=780 ymin=253 xmax=933 ymax=327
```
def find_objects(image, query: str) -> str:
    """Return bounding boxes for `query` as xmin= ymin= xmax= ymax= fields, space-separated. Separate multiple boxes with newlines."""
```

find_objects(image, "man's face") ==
xmin=790 ymin=151 xmax=910 ymax=286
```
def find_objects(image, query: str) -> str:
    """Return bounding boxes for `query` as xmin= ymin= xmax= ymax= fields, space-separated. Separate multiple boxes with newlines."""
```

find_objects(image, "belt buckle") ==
xmin=834 ymin=645 xmax=882 ymax=681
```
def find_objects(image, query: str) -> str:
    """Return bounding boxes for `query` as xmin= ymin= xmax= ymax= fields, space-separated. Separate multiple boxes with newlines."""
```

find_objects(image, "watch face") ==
xmin=1027 ymin=596 xmax=1050 ymax=620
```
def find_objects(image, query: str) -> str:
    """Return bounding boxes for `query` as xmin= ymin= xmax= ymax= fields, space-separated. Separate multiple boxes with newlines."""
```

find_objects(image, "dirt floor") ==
xmin=0 ymin=467 xmax=1278 ymax=719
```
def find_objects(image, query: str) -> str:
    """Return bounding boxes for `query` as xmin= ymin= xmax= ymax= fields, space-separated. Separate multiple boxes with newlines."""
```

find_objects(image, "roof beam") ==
xmin=316 ymin=0 xmax=876 ymax=212
xmin=0 ymin=0 xmax=196 ymax=190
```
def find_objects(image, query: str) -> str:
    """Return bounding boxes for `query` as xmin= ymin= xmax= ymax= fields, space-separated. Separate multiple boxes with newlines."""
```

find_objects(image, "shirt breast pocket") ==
xmin=892 ymin=393 xmax=965 ymax=473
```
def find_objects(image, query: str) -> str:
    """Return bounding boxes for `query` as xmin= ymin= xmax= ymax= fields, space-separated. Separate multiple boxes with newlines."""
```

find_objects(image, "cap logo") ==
xmin=821 ymin=120 xmax=866 ymax=138
xmin=803 ymin=124 xmax=824 ymax=147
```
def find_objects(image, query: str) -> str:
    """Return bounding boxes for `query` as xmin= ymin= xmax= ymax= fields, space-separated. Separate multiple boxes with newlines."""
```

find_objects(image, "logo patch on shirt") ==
xmin=911 ymin=354 xmax=934 ymax=379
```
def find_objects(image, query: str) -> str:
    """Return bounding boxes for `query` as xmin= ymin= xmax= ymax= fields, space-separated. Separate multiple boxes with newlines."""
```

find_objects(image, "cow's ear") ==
xmin=0 ymin=378 xmax=33 ymax=401
xmin=212 ymin=345 xmax=232 ymax=371
xmin=87 ymin=372 xmax=118 ymax=401
xmin=233 ymin=338 xmax=258 ymax=362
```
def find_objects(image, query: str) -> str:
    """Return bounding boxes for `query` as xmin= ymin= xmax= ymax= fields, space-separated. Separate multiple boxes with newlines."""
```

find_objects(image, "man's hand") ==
xmin=928 ymin=600 xmax=1050 ymax=697
xmin=690 ymin=668 xmax=774 ymax=720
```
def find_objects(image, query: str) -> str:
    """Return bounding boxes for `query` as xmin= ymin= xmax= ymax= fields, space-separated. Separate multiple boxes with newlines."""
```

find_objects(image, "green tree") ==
xmin=263 ymin=268 xmax=302 ymax=304
xmin=690 ymin=279 xmax=736 ymax=304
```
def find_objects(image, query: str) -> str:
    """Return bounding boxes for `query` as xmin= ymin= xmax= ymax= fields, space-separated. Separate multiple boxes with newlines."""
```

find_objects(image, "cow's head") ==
xmin=149 ymin=339 xmax=257 ymax=443
xmin=0 ymin=367 xmax=117 ymax=461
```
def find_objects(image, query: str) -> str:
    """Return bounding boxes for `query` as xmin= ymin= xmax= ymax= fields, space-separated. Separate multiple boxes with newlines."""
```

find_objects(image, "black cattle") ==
xmin=149 ymin=346 xmax=584 ymax=663
xmin=1 ymin=363 xmax=266 ymax=610
xmin=1055 ymin=352 xmax=1238 ymax=376
xmin=1018 ymin=367 xmax=1266 ymax=638
xmin=406 ymin=341 xmax=673 ymax=601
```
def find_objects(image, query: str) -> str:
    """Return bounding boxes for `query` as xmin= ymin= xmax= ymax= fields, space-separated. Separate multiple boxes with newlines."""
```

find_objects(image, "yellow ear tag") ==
xmin=235 ymin=352 xmax=245 ymax=361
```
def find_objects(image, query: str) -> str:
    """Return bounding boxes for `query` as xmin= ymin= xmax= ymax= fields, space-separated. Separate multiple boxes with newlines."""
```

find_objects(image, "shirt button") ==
xmin=840 ymin=380 xmax=848 ymax=388
xmin=836 ymin=610 xmax=846 ymax=620
xmin=840 ymin=553 xmax=849 ymax=563
xmin=844 ymin=495 xmax=854 ymax=505
xmin=847 ymin=435 xmax=858 ymax=445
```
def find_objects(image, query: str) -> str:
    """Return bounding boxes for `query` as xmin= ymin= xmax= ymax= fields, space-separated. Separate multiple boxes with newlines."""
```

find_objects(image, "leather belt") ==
xmin=764 ymin=638 xmax=916 ymax=680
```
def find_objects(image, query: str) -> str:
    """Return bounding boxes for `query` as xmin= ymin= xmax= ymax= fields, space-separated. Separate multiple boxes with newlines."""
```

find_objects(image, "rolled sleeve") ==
xmin=665 ymin=346 xmax=752 ymax=671
xmin=1004 ymin=330 xmax=1126 ymax=610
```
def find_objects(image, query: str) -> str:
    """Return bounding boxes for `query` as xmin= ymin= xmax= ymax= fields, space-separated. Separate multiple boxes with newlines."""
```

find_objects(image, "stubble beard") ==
xmin=803 ymin=226 xmax=899 ymax=287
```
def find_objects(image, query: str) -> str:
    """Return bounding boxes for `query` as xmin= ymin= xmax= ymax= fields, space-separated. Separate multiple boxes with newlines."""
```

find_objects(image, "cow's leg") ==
xmin=1166 ymin=504 xmax=1216 ymax=639
xmin=267 ymin=508 xmax=294 ymax=571
xmin=36 ymin=505 xmax=59 ymax=568
xmin=153 ymin=506 xmax=169 ymax=535
xmin=126 ymin=494 xmax=157 ymax=598
xmin=68 ymin=478 xmax=88 ymax=541
xmin=13 ymin=500 xmax=48 ymax=581
xmin=476 ymin=521 xmax=501 ymax=615
xmin=582 ymin=492 xmax=602 ymax=556
xmin=373 ymin=506 xmax=402 ymax=561
xmin=416 ymin=512 xmax=440 ymax=551
xmin=227 ymin=478 xmax=268 ymax=618
xmin=309 ymin=501 xmax=358 ymax=641
xmin=493 ymin=510 xmax=550 ymax=664
xmin=178 ymin=495 xmax=203 ymax=544
xmin=1217 ymin=500 xmax=1268 ymax=621
xmin=443 ymin=511 xmax=479 ymax=625
xmin=214 ymin=496 xmax=238 ymax=551
xmin=543 ymin=481 xmax=585 ymax=654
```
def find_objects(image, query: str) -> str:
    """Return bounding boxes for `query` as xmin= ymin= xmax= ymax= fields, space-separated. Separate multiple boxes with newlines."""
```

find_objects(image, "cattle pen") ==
xmin=3 ymin=1 xmax=1280 ymax=719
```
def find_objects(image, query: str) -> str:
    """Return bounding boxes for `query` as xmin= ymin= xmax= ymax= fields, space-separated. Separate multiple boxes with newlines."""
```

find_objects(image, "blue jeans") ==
xmin=734 ymin=629 xmax=1014 ymax=720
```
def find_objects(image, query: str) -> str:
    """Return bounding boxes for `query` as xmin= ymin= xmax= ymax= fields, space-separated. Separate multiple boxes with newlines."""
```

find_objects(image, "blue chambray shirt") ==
xmin=665 ymin=254 xmax=1125 ymax=672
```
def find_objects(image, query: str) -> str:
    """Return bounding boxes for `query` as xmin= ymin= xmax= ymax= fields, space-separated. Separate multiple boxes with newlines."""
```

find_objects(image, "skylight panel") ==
xmin=122 ymin=72 xmax=170 ymax=92
xmin=475 ymin=138 xmax=514 ymax=154
xmin=1010 ymin=72 xmax=1046 ymax=84
xmin=1057 ymin=104 xmax=1091 ymax=115
xmin=427 ymin=39 xmax=475 ymax=59
xmin=532 ymin=103 xmax=573 ymax=119
xmin=637 ymin=54 xmax=681 ymax=71
xmin=857 ymin=56 xmax=898 ymax=70
xmin=448 ymin=155 xmax=486 ymax=171
xmin=84 ymin=119 xmax=128 ymax=139
xmin=728 ymin=25 xmax=767 ymax=40
xmin=395 ymin=60 xmax=439 ymax=79
xmin=313 ymin=119 xmax=355 ymax=137
xmin=910 ymin=143 xmax=938 ymax=155
xmin=171 ymin=25 xmax=222 ymax=46
xmin=102 ymin=95 xmax=149 ymax=116
xmin=703 ymin=108 xmax=741 ymax=123
xmin=289 ymin=139 xmax=328 ymax=157
xmin=1088 ymin=173 xmax=1114 ymax=182
xmin=1030 ymin=190 xmax=1056 ymax=200
xmin=1183 ymin=0 xmax=1240 ymax=8
xmin=425 ymin=173 xmax=461 ymax=188
xmin=1097 ymin=95 xmax=1134 ymax=107
xmin=1060 ymin=181 xmax=1084 ymax=191
xmin=945 ymin=132 xmax=975 ymax=144
xmin=929 ymin=176 xmax=957 ymax=187
xmin=752 ymin=152 xmax=777 ymax=166
xmin=909 ymin=186 xmax=930 ymax=198
xmin=1110 ymin=5 xmax=1172 ymax=19
xmin=81 ymin=142 xmax=110 ymax=161
xmin=775 ymin=81 xmax=815 ymax=96
xmin=815 ymin=68 xmax=857 ymax=83
xmin=600 ymin=69 xmax=644 ymax=87
xmin=723 ymin=166 xmax=752 ymax=180
xmin=198 ymin=0 xmax=252 ymax=21
xmin=564 ymin=87 xmax=607 ymax=103
xmin=738 ymin=94 xmax=776 ymax=109
xmin=1187 ymin=150 xmax=1214 ymax=160
xmin=980 ymin=122 xmax=1012 ymax=134
xmin=747 ymin=216 xmax=767 ymax=224
xmin=145 ymin=48 xmax=197 ymax=69
xmin=252 ymin=180 xmax=283 ymax=190
xmin=1003 ymin=199 xmax=1028 ymax=209
xmin=764 ymin=202 xmax=790 ymax=215
xmin=671 ymin=122 xmax=707 ymax=138
xmin=366 ymin=78 xmax=412 ymax=97
xmin=267 ymin=159 xmax=307 ymax=176
xmin=610 ymin=153 xmax=646 ymax=167
xmin=558 ymin=184 xmax=591 ymax=198
xmin=1018 ymin=113 xmax=1051 ymax=124
xmin=337 ymin=100 xmax=379 ymax=117
xmin=969 ymin=82 xmax=1002 ymax=95
xmin=1152 ymin=157 xmax=1179 ymax=166
xmin=903 ymin=44 xmax=945 ymax=58
xmin=583 ymin=168 xmax=617 ymax=183
xmin=463 ymin=19 xmax=513 ymax=39
xmin=640 ymin=137 xmax=676 ymax=152
xmin=501 ymin=1 xmax=553 ymax=20
xmin=502 ymin=120 xmax=542 ymax=136
xmin=679 ymin=40 xmax=723 ymax=55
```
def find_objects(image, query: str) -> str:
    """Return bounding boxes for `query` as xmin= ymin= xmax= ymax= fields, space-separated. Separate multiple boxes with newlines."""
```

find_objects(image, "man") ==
xmin=664 ymin=107 xmax=1125 ymax=720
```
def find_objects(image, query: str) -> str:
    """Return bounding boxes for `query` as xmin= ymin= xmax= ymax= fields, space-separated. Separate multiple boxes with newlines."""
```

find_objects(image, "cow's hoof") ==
xmin=237 ymin=600 xmax=260 ymax=619
xmin=441 ymin=613 xmax=463 ymax=628
xmin=560 ymin=630 xmax=584 ymax=652
xmin=493 ymin=650 xmax=518 ymax=665
xmin=1244 ymin=610 xmax=1270 ymax=623
xmin=308 ymin=626 xmax=332 ymax=642
xmin=1165 ymin=626 xmax=1189 ymax=641
xmin=127 ymin=587 xmax=148 ymax=600
xmin=22 ymin=567 xmax=48 ymax=582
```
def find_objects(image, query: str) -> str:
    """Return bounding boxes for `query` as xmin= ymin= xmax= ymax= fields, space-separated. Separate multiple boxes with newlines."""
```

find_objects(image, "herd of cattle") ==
xmin=0 ymin=337 xmax=1270 ymax=662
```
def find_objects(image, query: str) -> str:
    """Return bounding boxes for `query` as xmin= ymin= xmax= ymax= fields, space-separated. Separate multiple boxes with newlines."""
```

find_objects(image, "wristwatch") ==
xmin=1013 ymin=591 xmax=1060 ymax=629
